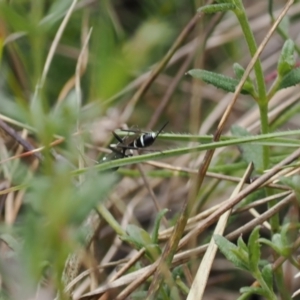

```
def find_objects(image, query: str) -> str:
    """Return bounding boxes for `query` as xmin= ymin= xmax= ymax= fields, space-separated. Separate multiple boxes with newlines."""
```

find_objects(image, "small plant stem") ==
xmin=268 ymin=0 xmax=300 ymax=55
xmin=261 ymin=102 xmax=279 ymax=233
xmin=259 ymin=103 xmax=270 ymax=169
xmin=267 ymin=76 xmax=281 ymax=100
xmin=97 ymin=204 xmax=127 ymax=237
xmin=255 ymin=271 xmax=277 ymax=300
xmin=231 ymin=1 xmax=291 ymax=297
xmin=232 ymin=1 xmax=282 ymax=233
xmin=273 ymin=265 xmax=293 ymax=300
xmin=232 ymin=0 xmax=269 ymax=165
xmin=232 ymin=1 xmax=266 ymax=100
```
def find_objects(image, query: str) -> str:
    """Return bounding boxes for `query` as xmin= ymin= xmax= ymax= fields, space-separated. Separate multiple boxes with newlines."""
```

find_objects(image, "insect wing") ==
xmin=114 ymin=133 xmax=140 ymax=149
xmin=100 ymin=150 xmax=125 ymax=171
xmin=101 ymin=151 xmax=122 ymax=163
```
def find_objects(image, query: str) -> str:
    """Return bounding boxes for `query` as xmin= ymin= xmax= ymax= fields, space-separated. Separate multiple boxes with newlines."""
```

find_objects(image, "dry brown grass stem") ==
xmin=78 ymin=192 xmax=294 ymax=298
xmin=187 ymin=163 xmax=254 ymax=299
xmin=120 ymin=8 xmax=210 ymax=124
xmin=40 ymin=0 xmax=78 ymax=88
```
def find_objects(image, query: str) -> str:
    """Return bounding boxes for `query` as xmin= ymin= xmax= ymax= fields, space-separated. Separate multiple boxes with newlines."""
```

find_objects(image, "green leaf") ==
xmin=280 ymin=223 xmax=292 ymax=250
xmin=261 ymin=264 xmax=273 ymax=288
xmin=248 ymin=226 xmax=261 ymax=272
xmin=214 ymin=235 xmax=249 ymax=271
xmin=144 ymin=244 xmax=161 ymax=261
xmin=214 ymin=0 xmax=234 ymax=4
xmin=0 ymin=234 xmax=20 ymax=252
xmin=272 ymin=234 xmax=289 ymax=256
xmin=187 ymin=69 xmax=251 ymax=95
xmin=233 ymin=63 xmax=246 ymax=80
xmin=259 ymin=224 xmax=292 ymax=257
xmin=237 ymin=235 xmax=248 ymax=253
xmin=197 ymin=3 xmax=236 ymax=14
xmin=237 ymin=290 xmax=253 ymax=300
xmin=131 ymin=291 xmax=148 ymax=300
xmin=125 ymin=224 xmax=152 ymax=248
xmin=277 ymin=39 xmax=295 ymax=77
xmin=279 ymin=175 xmax=300 ymax=199
xmin=259 ymin=237 xmax=282 ymax=255
xmin=40 ymin=0 xmax=74 ymax=30
xmin=120 ymin=234 xmax=139 ymax=247
xmin=278 ymin=16 xmax=290 ymax=38
xmin=0 ymin=35 xmax=3 ymax=64
xmin=278 ymin=67 xmax=300 ymax=90
xmin=122 ymin=224 xmax=161 ymax=261
xmin=0 ymin=3 xmax=36 ymax=34
xmin=231 ymin=248 xmax=249 ymax=271
xmin=151 ymin=208 xmax=168 ymax=244
xmin=240 ymin=286 xmax=269 ymax=298
xmin=233 ymin=63 xmax=256 ymax=96
xmin=231 ymin=126 xmax=264 ymax=171
xmin=71 ymin=172 xmax=116 ymax=224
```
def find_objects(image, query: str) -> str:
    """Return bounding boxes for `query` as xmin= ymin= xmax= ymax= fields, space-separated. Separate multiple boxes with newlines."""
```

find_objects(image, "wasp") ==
xmin=100 ymin=122 xmax=168 ymax=170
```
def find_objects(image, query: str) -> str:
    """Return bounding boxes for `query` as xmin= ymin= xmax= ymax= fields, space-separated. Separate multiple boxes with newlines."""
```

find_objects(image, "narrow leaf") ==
xmin=237 ymin=235 xmax=248 ymax=253
xmin=237 ymin=290 xmax=254 ymax=300
xmin=0 ymin=34 xmax=3 ymax=64
xmin=231 ymin=248 xmax=250 ymax=271
xmin=40 ymin=0 xmax=74 ymax=29
xmin=233 ymin=63 xmax=245 ymax=80
xmin=144 ymin=244 xmax=161 ymax=261
xmin=214 ymin=235 xmax=248 ymax=271
xmin=261 ymin=264 xmax=273 ymax=288
xmin=122 ymin=225 xmax=161 ymax=261
xmin=277 ymin=39 xmax=295 ymax=77
xmin=240 ymin=286 xmax=269 ymax=298
xmin=259 ymin=237 xmax=282 ymax=255
xmin=280 ymin=175 xmax=300 ymax=199
xmin=124 ymin=224 xmax=152 ymax=249
xmin=233 ymin=63 xmax=256 ymax=96
xmin=151 ymin=208 xmax=168 ymax=244
xmin=280 ymin=223 xmax=292 ymax=250
xmin=0 ymin=234 xmax=20 ymax=252
xmin=278 ymin=67 xmax=300 ymax=90
xmin=187 ymin=69 xmax=251 ymax=95
xmin=260 ymin=224 xmax=292 ymax=257
xmin=278 ymin=16 xmax=290 ymax=36
xmin=197 ymin=3 xmax=236 ymax=14
xmin=248 ymin=226 xmax=261 ymax=272
xmin=231 ymin=126 xmax=264 ymax=171
xmin=0 ymin=3 xmax=36 ymax=33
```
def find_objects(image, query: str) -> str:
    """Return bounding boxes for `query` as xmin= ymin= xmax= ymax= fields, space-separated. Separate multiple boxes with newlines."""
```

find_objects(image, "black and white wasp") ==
xmin=100 ymin=122 xmax=168 ymax=170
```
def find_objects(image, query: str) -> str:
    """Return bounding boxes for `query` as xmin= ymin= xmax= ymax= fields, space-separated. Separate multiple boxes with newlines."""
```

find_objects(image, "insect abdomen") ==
xmin=131 ymin=133 xmax=156 ymax=148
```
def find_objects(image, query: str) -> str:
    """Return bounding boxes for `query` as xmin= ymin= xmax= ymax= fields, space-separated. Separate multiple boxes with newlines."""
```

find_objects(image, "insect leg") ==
xmin=112 ymin=131 xmax=124 ymax=144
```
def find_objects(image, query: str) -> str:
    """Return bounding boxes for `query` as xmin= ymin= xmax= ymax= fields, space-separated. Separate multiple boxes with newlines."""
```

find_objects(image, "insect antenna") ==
xmin=154 ymin=121 xmax=168 ymax=139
